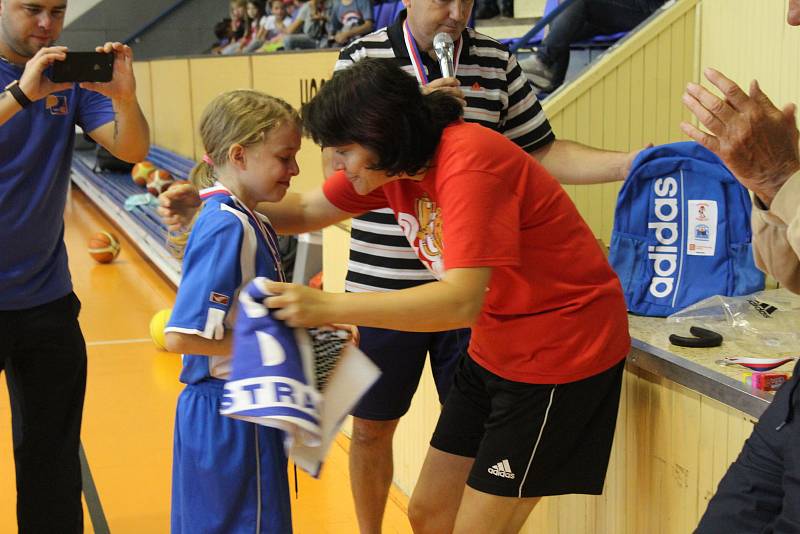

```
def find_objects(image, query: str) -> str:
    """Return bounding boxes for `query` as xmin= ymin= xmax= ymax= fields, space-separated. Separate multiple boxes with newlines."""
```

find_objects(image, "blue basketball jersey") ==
xmin=165 ymin=184 xmax=285 ymax=384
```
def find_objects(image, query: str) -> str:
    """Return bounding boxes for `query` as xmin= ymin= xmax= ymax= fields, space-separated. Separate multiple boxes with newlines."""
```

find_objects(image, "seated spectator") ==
xmin=223 ymin=0 xmax=265 ymax=54
xmin=210 ymin=17 xmax=233 ymax=54
xmin=247 ymin=0 xmax=293 ymax=52
xmin=518 ymin=0 xmax=665 ymax=92
xmin=284 ymin=0 xmax=303 ymax=19
xmin=218 ymin=0 xmax=250 ymax=54
xmin=329 ymin=0 xmax=373 ymax=47
xmin=282 ymin=0 xmax=331 ymax=50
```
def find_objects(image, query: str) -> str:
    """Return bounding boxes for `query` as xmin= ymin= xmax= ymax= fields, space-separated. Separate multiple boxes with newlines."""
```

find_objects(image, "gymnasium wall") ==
xmin=133 ymin=50 xmax=339 ymax=194
xmin=699 ymin=0 xmax=800 ymax=116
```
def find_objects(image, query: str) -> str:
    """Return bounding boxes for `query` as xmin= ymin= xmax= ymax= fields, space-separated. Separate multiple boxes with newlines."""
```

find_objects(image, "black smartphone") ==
xmin=51 ymin=52 xmax=114 ymax=83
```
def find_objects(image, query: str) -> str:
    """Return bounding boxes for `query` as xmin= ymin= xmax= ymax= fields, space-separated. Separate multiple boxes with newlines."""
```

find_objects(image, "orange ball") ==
xmin=131 ymin=161 xmax=155 ymax=187
xmin=147 ymin=169 xmax=174 ymax=196
xmin=88 ymin=231 xmax=121 ymax=264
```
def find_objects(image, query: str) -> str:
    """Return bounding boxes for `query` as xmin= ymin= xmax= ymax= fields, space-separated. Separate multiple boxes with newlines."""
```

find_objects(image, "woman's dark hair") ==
xmin=301 ymin=58 xmax=464 ymax=176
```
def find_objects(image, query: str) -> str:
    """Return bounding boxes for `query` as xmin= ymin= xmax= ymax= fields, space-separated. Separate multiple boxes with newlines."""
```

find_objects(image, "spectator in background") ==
xmin=211 ymin=17 xmax=233 ymax=54
xmin=284 ymin=0 xmax=303 ymax=19
xmin=518 ymin=0 xmax=666 ymax=93
xmin=223 ymin=0 xmax=265 ymax=54
xmin=329 ymin=0 xmax=373 ymax=47
xmin=248 ymin=0 xmax=293 ymax=53
xmin=216 ymin=0 xmax=250 ymax=54
xmin=283 ymin=0 xmax=330 ymax=50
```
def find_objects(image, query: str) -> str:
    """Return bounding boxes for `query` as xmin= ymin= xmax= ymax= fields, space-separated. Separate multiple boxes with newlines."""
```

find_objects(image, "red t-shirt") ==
xmin=323 ymin=121 xmax=630 ymax=383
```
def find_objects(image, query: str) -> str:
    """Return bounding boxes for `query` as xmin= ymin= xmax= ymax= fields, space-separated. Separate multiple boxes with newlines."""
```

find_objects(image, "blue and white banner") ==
xmin=221 ymin=278 xmax=381 ymax=477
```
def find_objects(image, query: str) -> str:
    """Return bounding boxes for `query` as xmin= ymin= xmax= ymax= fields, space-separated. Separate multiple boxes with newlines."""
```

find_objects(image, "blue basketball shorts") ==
xmin=171 ymin=379 xmax=292 ymax=534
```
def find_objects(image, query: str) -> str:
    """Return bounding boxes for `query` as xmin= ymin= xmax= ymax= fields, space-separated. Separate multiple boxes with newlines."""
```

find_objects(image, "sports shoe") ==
xmin=517 ymin=54 xmax=557 ymax=92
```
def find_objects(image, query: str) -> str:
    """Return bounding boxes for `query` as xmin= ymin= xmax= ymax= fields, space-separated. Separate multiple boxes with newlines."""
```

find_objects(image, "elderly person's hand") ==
xmin=681 ymin=68 xmax=800 ymax=206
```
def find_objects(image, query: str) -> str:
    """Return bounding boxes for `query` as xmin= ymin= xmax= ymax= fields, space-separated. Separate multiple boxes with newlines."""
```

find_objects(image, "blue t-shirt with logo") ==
xmin=164 ymin=186 xmax=284 ymax=385
xmin=0 ymin=59 xmax=114 ymax=310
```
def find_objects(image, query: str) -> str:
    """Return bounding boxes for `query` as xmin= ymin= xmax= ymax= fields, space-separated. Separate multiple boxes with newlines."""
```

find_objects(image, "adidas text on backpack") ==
xmin=608 ymin=142 xmax=765 ymax=317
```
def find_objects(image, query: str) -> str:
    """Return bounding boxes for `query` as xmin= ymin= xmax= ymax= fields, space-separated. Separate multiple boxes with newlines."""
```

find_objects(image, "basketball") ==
xmin=88 ymin=231 xmax=121 ymax=263
xmin=131 ymin=161 xmax=156 ymax=187
xmin=147 ymin=169 xmax=174 ymax=196
xmin=149 ymin=308 xmax=172 ymax=351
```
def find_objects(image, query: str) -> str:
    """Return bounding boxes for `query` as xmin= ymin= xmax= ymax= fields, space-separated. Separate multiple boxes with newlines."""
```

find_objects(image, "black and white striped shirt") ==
xmin=335 ymin=11 xmax=555 ymax=292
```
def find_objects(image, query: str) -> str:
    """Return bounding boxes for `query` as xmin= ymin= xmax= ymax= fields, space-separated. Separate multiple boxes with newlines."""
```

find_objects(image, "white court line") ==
xmin=85 ymin=338 xmax=152 ymax=347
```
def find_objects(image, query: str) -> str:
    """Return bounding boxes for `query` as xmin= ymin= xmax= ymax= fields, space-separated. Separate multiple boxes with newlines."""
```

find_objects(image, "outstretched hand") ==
xmin=158 ymin=182 xmax=202 ymax=231
xmin=681 ymin=68 xmax=800 ymax=205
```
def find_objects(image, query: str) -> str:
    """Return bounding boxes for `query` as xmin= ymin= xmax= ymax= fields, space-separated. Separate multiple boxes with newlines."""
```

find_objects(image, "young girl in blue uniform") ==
xmin=164 ymin=90 xmax=302 ymax=533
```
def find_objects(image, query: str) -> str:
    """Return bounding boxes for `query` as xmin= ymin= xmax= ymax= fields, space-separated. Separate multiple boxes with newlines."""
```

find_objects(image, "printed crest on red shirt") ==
xmin=397 ymin=194 xmax=445 ymax=278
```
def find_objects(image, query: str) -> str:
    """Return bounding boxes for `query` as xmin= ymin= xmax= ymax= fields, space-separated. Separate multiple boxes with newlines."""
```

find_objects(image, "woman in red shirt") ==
xmin=163 ymin=58 xmax=630 ymax=534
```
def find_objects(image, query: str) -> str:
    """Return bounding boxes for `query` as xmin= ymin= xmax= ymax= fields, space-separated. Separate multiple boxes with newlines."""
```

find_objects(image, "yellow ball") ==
xmin=149 ymin=308 xmax=172 ymax=351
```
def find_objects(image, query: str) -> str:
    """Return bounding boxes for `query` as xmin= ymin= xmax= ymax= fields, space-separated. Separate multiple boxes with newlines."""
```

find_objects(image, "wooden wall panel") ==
xmin=149 ymin=59 xmax=194 ymax=159
xmin=251 ymin=51 xmax=339 ymax=193
xmin=132 ymin=62 xmax=153 ymax=136
xmin=187 ymin=56 xmax=253 ymax=161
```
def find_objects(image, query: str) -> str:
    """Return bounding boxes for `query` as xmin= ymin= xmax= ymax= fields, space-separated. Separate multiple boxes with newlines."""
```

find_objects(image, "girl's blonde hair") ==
xmin=190 ymin=90 xmax=300 ymax=189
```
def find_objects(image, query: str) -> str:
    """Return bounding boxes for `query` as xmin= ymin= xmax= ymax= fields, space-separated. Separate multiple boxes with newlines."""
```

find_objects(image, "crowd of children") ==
xmin=212 ymin=0 xmax=375 ymax=55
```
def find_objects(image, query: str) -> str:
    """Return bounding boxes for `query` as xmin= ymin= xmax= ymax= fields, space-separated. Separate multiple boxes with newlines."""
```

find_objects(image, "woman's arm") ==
xmin=164 ymin=331 xmax=233 ymax=356
xmin=256 ymin=188 xmax=356 ymax=234
xmin=159 ymin=183 xmax=354 ymax=234
xmin=264 ymin=267 xmax=492 ymax=331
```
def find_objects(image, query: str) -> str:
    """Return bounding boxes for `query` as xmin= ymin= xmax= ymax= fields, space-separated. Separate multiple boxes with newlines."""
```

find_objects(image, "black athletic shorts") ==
xmin=431 ymin=354 xmax=625 ymax=498
xmin=351 ymin=326 xmax=470 ymax=420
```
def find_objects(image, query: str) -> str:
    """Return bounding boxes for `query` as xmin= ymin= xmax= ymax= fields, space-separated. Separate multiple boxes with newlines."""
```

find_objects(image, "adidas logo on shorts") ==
xmin=488 ymin=459 xmax=515 ymax=479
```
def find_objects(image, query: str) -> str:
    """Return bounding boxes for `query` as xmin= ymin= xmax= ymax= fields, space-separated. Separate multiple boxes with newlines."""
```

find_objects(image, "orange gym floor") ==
xmin=0 ymin=187 xmax=412 ymax=534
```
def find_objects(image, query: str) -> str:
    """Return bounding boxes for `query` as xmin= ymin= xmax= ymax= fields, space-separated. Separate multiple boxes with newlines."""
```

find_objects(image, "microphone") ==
xmin=433 ymin=32 xmax=455 ymax=78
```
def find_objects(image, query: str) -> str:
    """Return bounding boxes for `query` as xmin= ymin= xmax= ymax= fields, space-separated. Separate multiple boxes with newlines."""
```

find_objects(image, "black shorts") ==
xmin=351 ymin=326 xmax=470 ymax=420
xmin=431 ymin=355 xmax=625 ymax=498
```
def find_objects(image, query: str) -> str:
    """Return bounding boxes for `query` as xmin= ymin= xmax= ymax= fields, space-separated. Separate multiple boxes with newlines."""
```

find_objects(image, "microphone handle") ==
xmin=439 ymin=56 xmax=455 ymax=78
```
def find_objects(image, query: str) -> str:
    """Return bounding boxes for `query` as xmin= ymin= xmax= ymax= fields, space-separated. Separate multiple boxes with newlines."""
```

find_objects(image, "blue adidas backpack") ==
xmin=608 ymin=142 xmax=765 ymax=317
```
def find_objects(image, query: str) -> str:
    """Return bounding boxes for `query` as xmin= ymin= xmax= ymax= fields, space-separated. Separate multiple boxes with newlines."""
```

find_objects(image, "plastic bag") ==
xmin=667 ymin=288 xmax=800 ymax=352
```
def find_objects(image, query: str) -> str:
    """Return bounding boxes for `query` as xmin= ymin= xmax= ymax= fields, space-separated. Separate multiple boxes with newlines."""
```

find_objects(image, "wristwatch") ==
xmin=3 ymin=80 xmax=33 ymax=108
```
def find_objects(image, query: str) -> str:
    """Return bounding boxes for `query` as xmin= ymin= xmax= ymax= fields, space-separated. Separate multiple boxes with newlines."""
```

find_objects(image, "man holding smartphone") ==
xmin=0 ymin=0 xmax=149 ymax=531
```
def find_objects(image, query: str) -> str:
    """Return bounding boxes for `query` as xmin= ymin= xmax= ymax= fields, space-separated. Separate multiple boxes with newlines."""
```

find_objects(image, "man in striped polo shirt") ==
xmin=336 ymin=2 xmax=640 ymax=532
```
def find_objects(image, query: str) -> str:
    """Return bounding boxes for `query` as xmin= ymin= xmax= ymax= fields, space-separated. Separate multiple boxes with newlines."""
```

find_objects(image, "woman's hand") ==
xmin=265 ymin=282 xmax=339 ymax=327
